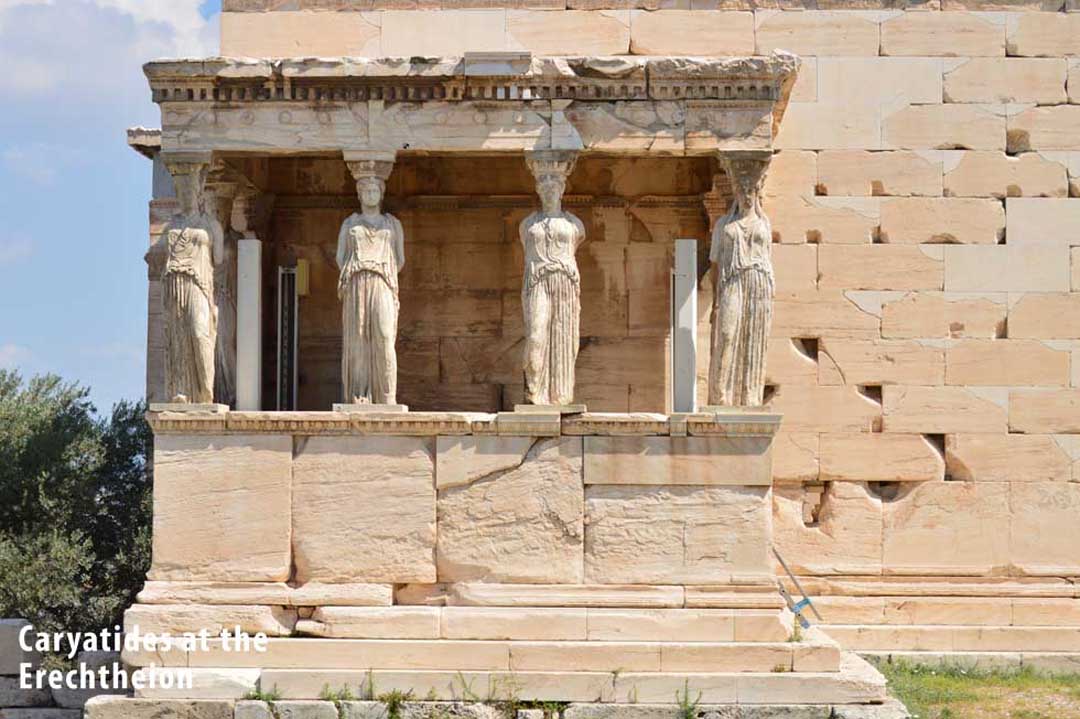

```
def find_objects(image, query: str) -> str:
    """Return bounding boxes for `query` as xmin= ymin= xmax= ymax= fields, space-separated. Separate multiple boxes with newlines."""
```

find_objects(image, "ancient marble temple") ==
xmin=110 ymin=0 xmax=1080 ymax=713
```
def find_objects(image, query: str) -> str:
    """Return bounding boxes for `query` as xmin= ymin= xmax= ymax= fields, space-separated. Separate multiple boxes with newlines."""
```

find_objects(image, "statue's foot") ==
xmin=172 ymin=394 xmax=189 ymax=404
xmin=352 ymin=396 xmax=371 ymax=405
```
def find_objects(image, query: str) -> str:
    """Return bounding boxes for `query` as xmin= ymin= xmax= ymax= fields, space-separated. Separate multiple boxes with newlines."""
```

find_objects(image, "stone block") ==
xmin=288 ymin=583 xmax=395 ymax=607
xmin=946 ymin=339 xmax=1070 ymax=386
xmin=883 ymin=598 xmax=1012 ymax=626
xmin=150 ymin=434 xmax=292 ymax=582
xmin=1075 ymin=248 xmax=1080 ymax=288
xmin=881 ymin=11 xmax=1004 ymax=56
xmin=1009 ymin=107 xmax=1080 ymax=152
xmin=879 ymin=198 xmax=1005 ymax=244
xmin=507 ymin=10 xmax=630 ymax=55
xmin=135 ymin=669 xmax=260 ymax=700
xmin=235 ymin=703 xmax=273 ymax=719
xmin=0 ymin=619 xmax=39 ymax=675
xmin=292 ymin=436 xmax=436 ymax=584
xmin=1013 ymin=598 xmax=1080 ymax=626
xmin=1009 ymin=293 xmax=1080 ymax=338
xmin=0 ymin=711 xmax=83 ymax=719
xmin=266 ymin=671 xmax=612 ymax=702
xmin=881 ymin=291 xmax=1006 ymax=339
xmin=883 ymin=385 xmax=1008 ymax=433
xmin=771 ymin=245 xmax=817 ymax=293
xmin=188 ymin=638 xmax=510 ymax=671
xmin=768 ymin=196 xmax=879 ymax=245
xmin=816 ymin=151 xmax=942 ymax=197
xmin=583 ymin=436 xmax=772 ymax=486
xmin=446 ymin=583 xmax=684 ymax=608
xmin=820 ymin=433 xmax=945 ymax=483
xmin=773 ymin=290 xmax=881 ymax=339
xmin=297 ymin=607 xmax=440 ymax=639
xmin=754 ymin=10 xmax=881 ymax=56
xmin=585 ymin=608 xmax=734 ymax=642
xmin=943 ymin=245 xmax=1070 ymax=292
xmin=437 ymin=437 xmax=584 ymax=583
xmin=584 ymin=485 xmax=771 ymax=584
xmin=1005 ymin=198 xmax=1080 ymax=246
xmin=124 ymin=604 xmax=296 ymax=637
xmin=441 ymin=607 xmax=587 ymax=640
xmin=659 ymin=643 xmax=794 ymax=673
xmin=764 ymin=151 xmax=817 ymax=198
xmin=628 ymin=11 xmax=754 ymax=55
xmin=883 ymin=482 xmax=1010 ymax=575
xmin=811 ymin=597 xmax=886 ymax=624
xmin=435 ymin=436 xmax=536 ymax=490
xmin=943 ymin=151 xmax=1068 ymax=198
xmin=1006 ymin=12 xmax=1080 ymax=57
xmin=818 ymin=339 xmax=945 ymax=386
xmin=772 ymin=432 xmax=819 ymax=483
xmin=1011 ymin=482 xmax=1080 ymax=575
xmin=84 ymin=698 xmax=232 ymax=719
xmin=610 ymin=675 xmax=736 ymax=704
xmin=884 ymin=104 xmax=1006 ymax=151
xmin=946 ymin=433 xmax=1072 ymax=482
xmin=766 ymin=385 xmax=881 ymax=433
xmin=817 ymin=57 xmax=944 ymax=109
xmin=1010 ymin=389 xmax=1080 ymax=433
xmin=220 ymin=11 xmax=381 ymax=57
xmin=766 ymin=338 xmax=818 ymax=384
xmin=137 ymin=581 xmax=293 ymax=606
xmin=793 ymin=636 xmax=843 ymax=673
xmin=944 ymin=58 xmax=1067 ymax=105
xmin=818 ymin=245 xmax=945 ymax=291
xmin=0 ymin=678 xmax=50 ymax=708
xmin=270 ymin=702 xmax=338 ymax=719
xmin=773 ymin=481 xmax=883 ymax=575
xmin=773 ymin=102 xmax=880 ymax=151
xmin=736 ymin=654 xmax=886 ymax=704
xmin=380 ymin=11 xmax=506 ymax=55
xmin=509 ymin=642 xmax=660 ymax=672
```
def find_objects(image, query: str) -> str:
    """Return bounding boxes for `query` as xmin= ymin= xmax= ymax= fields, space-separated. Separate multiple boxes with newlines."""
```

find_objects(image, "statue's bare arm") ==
xmin=390 ymin=214 xmax=406 ymax=271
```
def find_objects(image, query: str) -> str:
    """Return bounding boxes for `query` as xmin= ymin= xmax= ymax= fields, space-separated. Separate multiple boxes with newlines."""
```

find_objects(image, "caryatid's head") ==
xmin=724 ymin=155 xmax=769 ymax=214
xmin=357 ymin=176 xmax=386 ymax=214
xmin=170 ymin=163 xmax=207 ymax=216
xmin=536 ymin=174 xmax=566 ymax=215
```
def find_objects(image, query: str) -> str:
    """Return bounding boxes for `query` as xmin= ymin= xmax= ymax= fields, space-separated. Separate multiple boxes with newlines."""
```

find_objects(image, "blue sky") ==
xmin=0 ymin=0 xmax=221 ymax=413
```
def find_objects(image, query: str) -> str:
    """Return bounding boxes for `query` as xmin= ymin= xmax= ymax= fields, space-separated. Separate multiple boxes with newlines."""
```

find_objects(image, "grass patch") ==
xmin=876 ymin=660 xmax=1080 ymax=719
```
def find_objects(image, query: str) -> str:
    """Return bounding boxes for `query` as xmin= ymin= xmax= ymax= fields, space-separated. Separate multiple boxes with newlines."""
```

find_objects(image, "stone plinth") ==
xmin=118 ymin=409 xmax=889 ymax=705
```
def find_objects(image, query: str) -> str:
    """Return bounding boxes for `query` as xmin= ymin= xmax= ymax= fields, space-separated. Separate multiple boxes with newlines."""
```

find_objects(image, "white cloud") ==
xmin=0 ymin=235 xmax=33 ymax=266
xmin=0 ymin=343 xmax=32 ymax=370
xmin=0 ymin=1 xmax=218 ymax=110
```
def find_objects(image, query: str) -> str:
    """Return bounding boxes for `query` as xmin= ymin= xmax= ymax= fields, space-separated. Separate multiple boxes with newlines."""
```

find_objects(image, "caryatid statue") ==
xmin=161 ymin=160 xmax=223 ymax=405
xmin=208 ymin=179 xmax=239 ymax=409
xmin=337 ymin=159 xmax=405 ymax=405
xmin=520 ymin=151 xmax=585 ymax=407
xmin=708 ymin=152 xmax=774 ymax=408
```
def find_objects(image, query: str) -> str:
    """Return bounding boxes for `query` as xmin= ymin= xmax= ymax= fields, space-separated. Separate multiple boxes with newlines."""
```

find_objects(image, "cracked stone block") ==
xmin=436 ymin=437 xmax=584 ymax=583
xmin=585 ymin=484 xmax=772 ymax=584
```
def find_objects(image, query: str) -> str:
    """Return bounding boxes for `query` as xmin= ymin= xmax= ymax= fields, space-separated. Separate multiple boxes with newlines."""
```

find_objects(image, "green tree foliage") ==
xmin=0 ymin=370 xmax=152 ymax=636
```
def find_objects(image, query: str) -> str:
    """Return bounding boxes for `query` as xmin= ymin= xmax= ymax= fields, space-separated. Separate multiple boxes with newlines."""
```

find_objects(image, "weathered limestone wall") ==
xmin=266 ymin=155 xmax=712 ymax=412
xmin=208 ymin=5 xmax=1080 ymax=584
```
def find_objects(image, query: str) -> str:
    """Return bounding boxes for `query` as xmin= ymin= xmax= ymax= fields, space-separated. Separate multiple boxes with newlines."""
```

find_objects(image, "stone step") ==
xmin=124 ymin=637 xmax=841 ymax=674
xmin=825 ymin=624 xmax=1080 ymax=652
xmin=787 ymin=577 xmax=1080 ymax=599
xmin=243 ymin=654 xmax=883 ymax=704
xmin=292 ymin=607 xmax=791 ymax=643
xmin=860 ymin=650 xmax=1080 ymax=674
xmin=812 ymin=596 xmax=1080 ymax=626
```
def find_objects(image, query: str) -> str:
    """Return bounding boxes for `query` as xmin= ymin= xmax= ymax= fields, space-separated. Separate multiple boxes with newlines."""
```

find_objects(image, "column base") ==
xmin=514 ymin=404 xmax=588 ymax=415
xmin=149 ymin=403 xmax=230 ymax=414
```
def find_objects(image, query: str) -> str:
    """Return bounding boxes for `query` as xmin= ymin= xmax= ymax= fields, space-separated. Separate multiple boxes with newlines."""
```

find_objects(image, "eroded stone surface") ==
xmin=150 ymin=434 xmax=292 ymax=582
xmin=585 ymin=484 xmax=771 ymax=584
xmin=773 ymin=481 xmax=883 ymax=575
xmin=437 ymin=437 xmax=584 ymax=583
xmin=292 ymin=436 xmax=436 ymax=584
